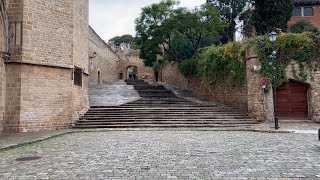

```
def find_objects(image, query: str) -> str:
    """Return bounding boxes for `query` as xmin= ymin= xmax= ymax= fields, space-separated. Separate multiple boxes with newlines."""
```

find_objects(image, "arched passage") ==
xmin=126 ymin=66 xmax=138 ymax=80
xmin=275 ymin=80 xmax=310 ymax=119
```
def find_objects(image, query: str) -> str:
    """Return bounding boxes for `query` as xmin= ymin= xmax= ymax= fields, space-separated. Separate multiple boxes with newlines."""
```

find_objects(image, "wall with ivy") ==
xmin=161 ymin=62 xmax=248 ymax=111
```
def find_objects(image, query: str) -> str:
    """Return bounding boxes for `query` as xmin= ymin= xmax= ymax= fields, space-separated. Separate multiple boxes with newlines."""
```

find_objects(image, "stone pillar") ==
xmin=246 ymin=48 xmax=274 ymax=122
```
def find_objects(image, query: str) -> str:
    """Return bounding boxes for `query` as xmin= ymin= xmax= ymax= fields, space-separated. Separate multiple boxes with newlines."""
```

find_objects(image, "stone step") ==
xmin=79 ymin=116 xmax=251 ymax=120
xmin=78 ymin=117 xmax=254 ymax=123
xmin=73 ymin=124 xmax=253 ymax=129
xmin=84 ymin=112 xmax=245 ymax=115
xmin=75 ymin=80 xmax=257 ymax=129
xmin=88 ymin=107 xmax=240 ymax=111
xmin=75 ymin=121 xmax=257 ymax=125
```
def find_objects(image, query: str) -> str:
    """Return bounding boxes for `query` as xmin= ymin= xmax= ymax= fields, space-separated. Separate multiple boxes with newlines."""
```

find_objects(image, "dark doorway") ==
xmin=119 ymin=73 xmax=123 ymax=79
xmin=98 ymin=71 xmax=101 ymax=85
xmin=155 ymin=71 xmax=159 ymax=82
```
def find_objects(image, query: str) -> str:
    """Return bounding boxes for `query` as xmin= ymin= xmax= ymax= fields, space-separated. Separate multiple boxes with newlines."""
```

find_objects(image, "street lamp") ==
xmin=268 ymin=31 xmax=279 ymax=129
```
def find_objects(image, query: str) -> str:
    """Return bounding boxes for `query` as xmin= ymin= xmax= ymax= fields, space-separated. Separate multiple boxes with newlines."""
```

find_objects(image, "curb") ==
xmin=0 ymin=131 xmax=75 ymax=152
xmin=73 ymin=128 xmax=294 ymax=134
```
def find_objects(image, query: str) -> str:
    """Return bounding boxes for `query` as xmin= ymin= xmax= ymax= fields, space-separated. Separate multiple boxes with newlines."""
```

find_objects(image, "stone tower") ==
xmin=0 ymin=0 xmax=89 ymax=133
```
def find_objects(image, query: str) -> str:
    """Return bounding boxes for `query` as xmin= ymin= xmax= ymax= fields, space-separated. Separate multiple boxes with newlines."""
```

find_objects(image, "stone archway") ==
xmin=126 ymin=65 xmax=138 ymax=80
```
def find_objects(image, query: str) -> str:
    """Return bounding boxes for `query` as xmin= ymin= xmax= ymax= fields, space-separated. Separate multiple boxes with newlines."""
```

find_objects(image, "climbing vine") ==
xmin=252 ymin=32 xmax=320 ymax=87
xmin=179 ymin=32 xmax=320 ymax=89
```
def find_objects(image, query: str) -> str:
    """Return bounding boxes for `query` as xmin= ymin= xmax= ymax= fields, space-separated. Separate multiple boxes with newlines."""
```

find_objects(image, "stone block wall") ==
xmin=72 ymin=0 xmax=89 ymax=120
xmin=2 ymin=0 xmax=90 ymax=133
xmin=246 ymin=52 xmax=270 ymax=122
xmin=4 ymin=64 xmax=21 ymax=133
xmin=89 ymin=27 xmax=120 ymax=86
xmin=0 ymin=58 xmax=4 ymax=133
xmin=0 ymin=0 xmax=7 ymax=133
xmin=161 ymin=62 xmax=248 ymax=112
xmin=18 ymin=65 xmax=73 ymax=132
xmin=18 ymin=0 xmax=74 ymax=67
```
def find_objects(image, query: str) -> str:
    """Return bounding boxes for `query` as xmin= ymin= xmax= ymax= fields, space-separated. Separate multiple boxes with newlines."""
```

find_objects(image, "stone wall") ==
xmin=15 ymin=65 xmax=73 ymax=132
xmin=89 ymin=27 xmax=120 ymax=86
xmin=72 ymin=0 xmax=89 ymax=120
xmin=0 ymin=0 xmax=7 ymax=133
xmin=161 ymin=62 xmax=248 ymax=112
xmin=246 ymin=49 xmax=320 ymax=123
xmin=2 ymin=0 xmax=90 ymax=133
xmin=4 ymin=64 xmax=21 ymax=133
xmin=18 ymin=0 xmax=74 ymax=67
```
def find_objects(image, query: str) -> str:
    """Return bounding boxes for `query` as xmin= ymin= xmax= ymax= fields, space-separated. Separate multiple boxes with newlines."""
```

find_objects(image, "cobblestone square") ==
xmin=0 ymin=131 xmax=319 ymax=179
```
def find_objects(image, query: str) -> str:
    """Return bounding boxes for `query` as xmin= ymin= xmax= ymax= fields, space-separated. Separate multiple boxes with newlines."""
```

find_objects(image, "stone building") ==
xmin=89 ymin=27 xmax=121 ymax=86
xmin=288 ymin=0 xmax=320 ymax=28
xmin=0 ymin=0 xmax=90 ymax=133
xmin=89 ymin=34 xmax=154 ymax=86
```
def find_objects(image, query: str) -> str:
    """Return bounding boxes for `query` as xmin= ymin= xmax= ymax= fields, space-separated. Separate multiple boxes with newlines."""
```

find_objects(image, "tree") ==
xmin=109 ymin=34 xmax=135 ymax=46
xmin=206 ymin=0 xmax=251 ymax=43
xmin=135 ymin=0 xmax=226 ymax=66
xmin=251 ymin=0 xmax=294 ymax=35
xmin=288 ymin=20 xmax=319 ymax=34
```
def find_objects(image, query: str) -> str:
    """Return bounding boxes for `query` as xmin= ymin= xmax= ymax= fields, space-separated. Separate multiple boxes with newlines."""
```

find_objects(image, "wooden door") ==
xmin=275 ymin=80 xmax=309 ymax=119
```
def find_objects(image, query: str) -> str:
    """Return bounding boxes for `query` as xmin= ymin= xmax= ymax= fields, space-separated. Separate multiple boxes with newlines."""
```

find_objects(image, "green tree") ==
xmin=135 ymin=0 xmax=226 ymax=66
xmin=109 ymin=34 xmax=135 ymax=45
xmin=207 ymin=0 xmax=251 ymax=43
xmin=288 ymin=20 xmax=319 ymax=34
xmin=251 ymin=0 xmax=294 ymax=35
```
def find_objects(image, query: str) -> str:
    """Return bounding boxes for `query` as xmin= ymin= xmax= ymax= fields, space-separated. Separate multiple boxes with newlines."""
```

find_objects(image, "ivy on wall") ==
xmin=179 ymin=32 xmax=320 ymax=89
xmin=253 ymin=32 xmax=320 ymax=87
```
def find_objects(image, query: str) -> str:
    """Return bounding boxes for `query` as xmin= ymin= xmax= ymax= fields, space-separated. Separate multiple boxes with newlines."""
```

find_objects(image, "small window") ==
xmin=74 ymin=67 xmax=82 ymax=86
xmin=304 ymin=7 xmax=313 ymax=16
xmin=292 ymin=7 xmax=302 ymax=16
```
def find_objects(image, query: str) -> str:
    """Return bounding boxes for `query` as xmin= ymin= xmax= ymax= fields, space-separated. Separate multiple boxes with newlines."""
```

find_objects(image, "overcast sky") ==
xmin=89 ymin=0 xmax=206 ymax=42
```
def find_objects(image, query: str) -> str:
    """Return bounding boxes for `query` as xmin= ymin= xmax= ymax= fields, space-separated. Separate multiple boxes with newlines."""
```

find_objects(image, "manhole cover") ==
xmin=15 ymin=156 xmax=42 ymax=162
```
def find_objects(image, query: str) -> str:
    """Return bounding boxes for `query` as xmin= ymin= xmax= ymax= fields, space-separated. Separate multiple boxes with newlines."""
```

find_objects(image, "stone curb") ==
xmin=0 ymin=131 xmax=75 ymax=152
xmin=73 ymin=128 xmax=294 ymax=134
xmin=0 ymin=128 xmax=298 ymax=151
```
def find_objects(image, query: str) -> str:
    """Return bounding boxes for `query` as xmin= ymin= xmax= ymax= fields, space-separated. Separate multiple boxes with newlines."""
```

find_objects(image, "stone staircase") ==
xmin=73 ymin=80 xmax=258 ymax=129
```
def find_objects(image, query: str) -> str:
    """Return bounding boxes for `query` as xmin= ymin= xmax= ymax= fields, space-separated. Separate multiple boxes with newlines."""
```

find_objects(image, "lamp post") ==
xmin=268 ymin=31 xmax=279 ymax=129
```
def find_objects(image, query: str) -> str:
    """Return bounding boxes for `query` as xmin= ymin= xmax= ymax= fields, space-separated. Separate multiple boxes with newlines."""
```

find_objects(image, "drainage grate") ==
xmin=15 ymin=156 xmax=42 ymax=162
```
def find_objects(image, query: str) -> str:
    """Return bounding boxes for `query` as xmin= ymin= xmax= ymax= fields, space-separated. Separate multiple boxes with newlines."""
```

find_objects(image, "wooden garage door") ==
xmin=275 ymin=81 xmax=308 ymax=118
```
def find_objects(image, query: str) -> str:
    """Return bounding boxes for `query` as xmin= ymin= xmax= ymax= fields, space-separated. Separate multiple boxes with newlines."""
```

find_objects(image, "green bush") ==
xmin=180 ymin=41 xmax=246 ymax=87
xmin=179 ymin=58 xmax=199 ymax=77
xmin=288 ymin=20 xmax=319 ymax=34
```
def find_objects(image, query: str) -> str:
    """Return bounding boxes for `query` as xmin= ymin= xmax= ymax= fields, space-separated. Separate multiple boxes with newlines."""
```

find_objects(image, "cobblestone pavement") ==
xmin=0 ymin=131 xmax=319 ymax=179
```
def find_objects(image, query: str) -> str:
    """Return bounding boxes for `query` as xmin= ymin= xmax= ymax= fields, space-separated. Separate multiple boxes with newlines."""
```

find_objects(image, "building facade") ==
xmin=288 ymin=0 xmax=320 ymax=28
xmin=0 ymin=0 xmax=90 ymax=133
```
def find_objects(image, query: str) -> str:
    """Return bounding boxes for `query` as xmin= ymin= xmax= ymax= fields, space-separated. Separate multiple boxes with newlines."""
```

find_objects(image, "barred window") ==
xmin=74 ymin=67 xmax=82 ymax=86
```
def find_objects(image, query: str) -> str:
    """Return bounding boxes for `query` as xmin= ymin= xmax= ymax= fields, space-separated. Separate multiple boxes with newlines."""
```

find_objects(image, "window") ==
xmin=292 ymin=6 xmax=313 ymax=16
xmin=293 ymin=7 xmax=302 ymax=16
xmin=304 ymin=7 xmax=313 ymax=16
xmin=74 ymin=67 xmax=82 ymax=86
